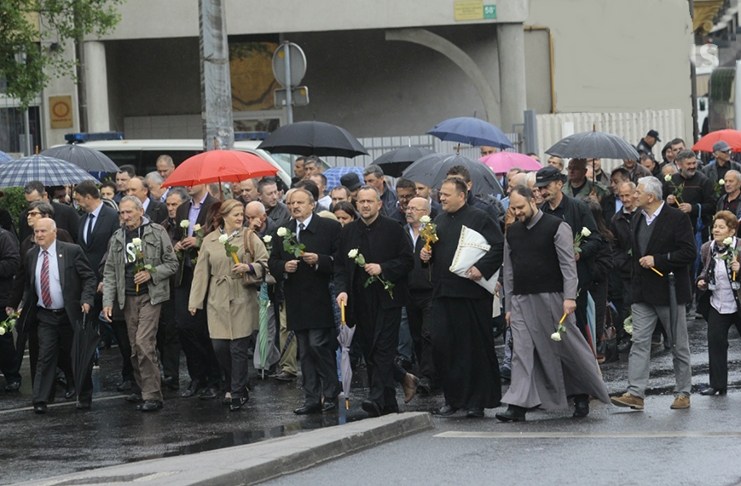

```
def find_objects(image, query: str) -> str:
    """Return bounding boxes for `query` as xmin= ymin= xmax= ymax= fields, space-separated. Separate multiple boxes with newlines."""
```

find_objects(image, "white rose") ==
xmin=420 ymin=215 xmax=431 ymax=224
xmin=580 ymin=227 xmax=591 ymax=237
xmin=348 ymin=249 xmax=358 ymax=259
xmin=194 ymin=224 xmax=201 ymax=232
xmin=218 ymin=234 xmax=229 ymax=244
xmin=131 ymin=238 xmax=142 ymax=249
xmin=664 ymin=174 xmax=672 ymax=182
xmin=263 ymin=235 xmax=272 ymax=244
xmin=724 ymin=237 xmax=733 ymax=247
xmin=550 ymin=332 xmax=561 ymax=342
xmin=0 ymin=327 xmax=5 ymax=336
xmin=180 ymin=220 xmax=190 ymax=229
xmin=719 ymin=179 xmax=726 ymax=186
xmin=277 ymin=227 xmax=288 ymax=237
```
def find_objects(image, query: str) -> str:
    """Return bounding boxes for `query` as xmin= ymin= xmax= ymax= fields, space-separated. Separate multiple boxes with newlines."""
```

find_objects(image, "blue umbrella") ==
xmin=0 ymin=151 xmax=11 ymax=163
xmin=427 ymin=117 xmax=513 ymax=149
xmin=0 ymin=154 xmax=99 ymax=187
xmin=324 ymin=166 xmax=364 ymax=191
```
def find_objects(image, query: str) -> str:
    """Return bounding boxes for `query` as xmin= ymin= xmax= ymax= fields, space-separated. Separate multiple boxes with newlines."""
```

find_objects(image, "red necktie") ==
xmin=40 ymin=250 xmax=52 ymax=308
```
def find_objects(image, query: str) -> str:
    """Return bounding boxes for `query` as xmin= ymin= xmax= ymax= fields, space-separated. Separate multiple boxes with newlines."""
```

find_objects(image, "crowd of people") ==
xmin=0 ymin=131 xmax=739 ymax=420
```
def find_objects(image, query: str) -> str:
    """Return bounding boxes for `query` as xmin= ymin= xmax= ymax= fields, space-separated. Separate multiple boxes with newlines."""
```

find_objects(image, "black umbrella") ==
xmin=402 ymin=153 xmax=504 ymax=198
xmin=258 ymin=121 xmax=367 ymax=158
xmin=666 ymin=272 xmax=677 ymax=349
xmin=373 ymin=147 xmax=435 ymax=177
xmin=546 ymin=130 xmax=640 ymax=160
xmin=71 ymin=313 xmax=100 ymax=403
xmin=41 ymin=144 xmax=119 ymax=173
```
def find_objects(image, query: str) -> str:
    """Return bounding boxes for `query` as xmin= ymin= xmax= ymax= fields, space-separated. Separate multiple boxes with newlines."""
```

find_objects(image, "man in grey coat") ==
xmin=102 ymin=196 xmax=178 ymax=412
xmin=498 ymin=186 xmax=610 ymax=422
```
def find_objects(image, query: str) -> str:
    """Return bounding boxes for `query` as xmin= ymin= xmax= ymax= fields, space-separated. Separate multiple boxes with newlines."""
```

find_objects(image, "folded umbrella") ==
xmin=337 ymin=302 xmax=355 ymax=413
xmin=71 ymin=313 xmax=99 ymax=403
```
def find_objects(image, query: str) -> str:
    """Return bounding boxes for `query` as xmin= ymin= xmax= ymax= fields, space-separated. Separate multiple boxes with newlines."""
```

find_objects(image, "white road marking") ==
xmin=435 ymin=431 xmax=741 ymax=439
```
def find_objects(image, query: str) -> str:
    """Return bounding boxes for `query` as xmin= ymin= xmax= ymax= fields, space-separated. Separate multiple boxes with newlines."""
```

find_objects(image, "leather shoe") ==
xmin=322 ymin=399 xmax=337 ymax=413
xmin=361 ymin=400 xmax=382 ymax=417
xmin=198 ymin=386 xmax=218 ymax=400
xmin=116 ymin=380 xmax=133 ymax=392
xmin=64 ymin=388 xmax=76 ymax=400
xmin=125 ymin=392 xmax=143 ymax=403
xmin=294 ymin=403 xmax=322 ymax=415
xmin=137 ymin=400 xmax=163 ymax=412
xmin=435 ymin=404 xmax=458 ymax=417
xmin=4 ymin=380 xmax=21 ymax=392
xmin=573 ymin=395 xmax=590 ymax=418
xmin=76 ymin=400 xmax=91 ymax=410
xmin=33 ymin=402 xmax=47 ymax=415
xmin=179 ymin=381 xmax=203 ymax=398
xmin=271 ymin=371 xmax=297 ymax=382
xmin=163 ymin=376 xmax=180 ymax=391
xmin=495 ymin=405 xmax=527 ymax=422
xmin=700 ymin=387 xmax=727 ymax=396
xmin=402 ymin=373 xmax=419 ymax=403
xmin=416 ymin=379 xmax=432 ymax=396
xmin=466 ymin=408 xmax=485 ymax=418
xmin=229 ymin=395 xmax=249 ymax=411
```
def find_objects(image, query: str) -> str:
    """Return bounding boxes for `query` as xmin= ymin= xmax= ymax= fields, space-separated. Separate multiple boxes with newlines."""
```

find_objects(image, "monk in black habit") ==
xmin=421 ymin=178 xmax=503 ymax=418
xmin=335 ymin=186 xmax=414 ymax=417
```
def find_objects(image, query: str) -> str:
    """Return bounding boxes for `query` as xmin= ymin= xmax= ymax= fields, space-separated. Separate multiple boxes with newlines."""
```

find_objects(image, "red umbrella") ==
xmin=480 ymin=151 xmax=542 ymax=174
xmin=692 ymin=129 xmax=741 ymax=153
xmin=160 ymin=150 xmax=277 ymax=188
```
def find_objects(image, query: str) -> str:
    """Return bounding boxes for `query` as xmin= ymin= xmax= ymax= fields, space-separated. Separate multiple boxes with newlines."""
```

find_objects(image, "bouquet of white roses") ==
xmin=130 ymin=237 xmax=155 ymax=293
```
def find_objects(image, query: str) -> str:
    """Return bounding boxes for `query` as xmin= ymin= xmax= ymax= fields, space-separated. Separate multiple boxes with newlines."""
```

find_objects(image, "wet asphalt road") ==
xmin=1 ymin=314 xmax=740 ymax=485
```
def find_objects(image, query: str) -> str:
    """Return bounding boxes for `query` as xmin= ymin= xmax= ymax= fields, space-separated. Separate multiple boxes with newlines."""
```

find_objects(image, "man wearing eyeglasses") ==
xmin=391 ymin=178 xmax=416 ymax=225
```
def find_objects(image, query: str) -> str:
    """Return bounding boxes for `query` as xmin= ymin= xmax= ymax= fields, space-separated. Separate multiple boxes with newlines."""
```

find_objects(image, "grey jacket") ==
xmin=103 ymin=218 xmax=178 ymax=309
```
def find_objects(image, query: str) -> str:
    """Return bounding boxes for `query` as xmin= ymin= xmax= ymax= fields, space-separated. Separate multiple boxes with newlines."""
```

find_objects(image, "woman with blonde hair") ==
xmin=189 ymin=199 xmax=269 ymax=410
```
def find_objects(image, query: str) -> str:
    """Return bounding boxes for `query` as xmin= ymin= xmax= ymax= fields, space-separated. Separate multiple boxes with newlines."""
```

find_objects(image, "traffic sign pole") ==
xmin=283 ymin=41 xmax=294 ymax=125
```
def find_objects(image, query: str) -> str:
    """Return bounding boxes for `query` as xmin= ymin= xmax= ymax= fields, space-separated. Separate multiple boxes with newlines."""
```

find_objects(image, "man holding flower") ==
xmin=103 ymin=196 xmax=178 ymax=412
xmin=335 ymin=186 xmax=414 ymax=417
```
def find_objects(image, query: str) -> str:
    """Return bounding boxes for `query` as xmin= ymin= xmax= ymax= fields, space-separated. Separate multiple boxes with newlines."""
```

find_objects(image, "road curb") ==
xmin=21 ymin=412 xmax=433 ymax=486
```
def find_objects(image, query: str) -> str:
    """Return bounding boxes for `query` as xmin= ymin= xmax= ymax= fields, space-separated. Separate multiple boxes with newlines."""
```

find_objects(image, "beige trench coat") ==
xmin=188 ymin=228 xmax=268 ymax=340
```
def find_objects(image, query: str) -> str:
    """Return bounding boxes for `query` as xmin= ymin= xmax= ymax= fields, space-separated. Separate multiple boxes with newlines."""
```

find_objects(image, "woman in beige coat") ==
xmin=188 ymin=199 xmax=268 ymax=411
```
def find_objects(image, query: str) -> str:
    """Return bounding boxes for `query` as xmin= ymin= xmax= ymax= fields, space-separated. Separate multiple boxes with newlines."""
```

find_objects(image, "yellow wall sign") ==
xmin=454 ymin=1 xmax=497 ymax=21
xmin=49 ymin=96 xmax=73 ymax=129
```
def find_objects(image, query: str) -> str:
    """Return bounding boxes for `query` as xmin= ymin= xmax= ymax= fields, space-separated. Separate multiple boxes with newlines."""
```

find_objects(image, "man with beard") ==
xmin=270 ymin=189 xmax=341 ymax=414
xmin=535 ymin=166 xmax=600 ymax=343
xmin=335 ymin=186 xmax=413 ymax=417
xmin=420 ymin=178 xmax=502 ymax=418
xmin=665 ymin=150 xmax=716 ymax=245
xmin=497 ymin=186 xmax=610 ymax=421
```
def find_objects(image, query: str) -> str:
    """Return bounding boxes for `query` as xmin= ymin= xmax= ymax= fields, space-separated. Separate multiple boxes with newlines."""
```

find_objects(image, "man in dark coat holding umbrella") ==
xmin=269 ymin=188 xmax=342 ymax=414
xmin=611 ymin=176 xmax=695 ymax=411
xmin=335 ymin=186 xmax=414 ymax=417
xmin=420 ymin=178 xmax=503 ymax=418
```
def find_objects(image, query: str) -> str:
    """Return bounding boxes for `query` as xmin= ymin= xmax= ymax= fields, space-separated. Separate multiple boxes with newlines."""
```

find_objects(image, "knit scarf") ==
xmin=707 ymin=237 xmax=739 ymax=290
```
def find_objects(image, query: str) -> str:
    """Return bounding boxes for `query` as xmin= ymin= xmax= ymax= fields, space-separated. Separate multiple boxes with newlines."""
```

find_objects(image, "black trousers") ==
xmin=34 ymin=309 xmax=73 ymax=404
xmin=211 ymin=337 xmax=249 ymax=399
xmin=707 ymin=307 xmax=741 ymax=388
xmin=407 ymin=290 xmax=435 ymax=382
xmin=355 ymin=307 xmax=401 ymax=411
xmin=157 ymin=297 xmax=181 ymax=381
xmin=296 ymin=327 xmax=339 ymax=405
xmin=0 ymin=332 xmax=20 ymax=384
xmin=175 ymin=267 xmax=220 ymax=387
xmin=111 ymin=319 xmax=135 ymax=383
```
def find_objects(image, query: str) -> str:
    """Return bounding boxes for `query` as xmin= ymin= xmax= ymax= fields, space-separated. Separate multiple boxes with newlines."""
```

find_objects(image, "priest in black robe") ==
xmin=335 ymin=186 xmax=414 ymax=417
xmin=421 ymin=177 xmax=503 ymax=418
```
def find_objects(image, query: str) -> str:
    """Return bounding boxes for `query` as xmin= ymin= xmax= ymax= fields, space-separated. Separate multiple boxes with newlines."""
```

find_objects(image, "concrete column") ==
xmin=83 ymin=41 xmax=110 ymax=132
xmin=497 ymin=23 xmax=527 ymax=133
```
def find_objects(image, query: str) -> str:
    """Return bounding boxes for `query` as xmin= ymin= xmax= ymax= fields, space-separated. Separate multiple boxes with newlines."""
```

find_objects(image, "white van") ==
xmin=76 ymin=139 xmax=292 ymax=188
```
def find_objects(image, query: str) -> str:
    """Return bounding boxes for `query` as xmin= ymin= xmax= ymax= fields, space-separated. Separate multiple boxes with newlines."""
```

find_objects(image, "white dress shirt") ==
xmin=35 ymin=241 xmax=64 ymax=309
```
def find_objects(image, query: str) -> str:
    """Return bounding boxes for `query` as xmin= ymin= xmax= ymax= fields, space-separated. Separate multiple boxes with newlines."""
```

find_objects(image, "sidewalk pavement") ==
xmin=18 ymin=412 xmax=433 ymax=486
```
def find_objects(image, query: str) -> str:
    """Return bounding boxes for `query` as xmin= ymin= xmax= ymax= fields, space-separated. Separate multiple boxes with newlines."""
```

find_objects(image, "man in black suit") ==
xmin=269 ymin=189 xmax=341 ymax=415
xmin=171 ymin=184 xmax=221 ymax=399
xmin=12 ymin=218 xmax=96 ymax=413
xmin=0 ymin=226 xmax=20 ymax=391
xmin=19 ymin=181 xmax=80 ymax=243
xmin=611 ymin=176 xmax=696 ymax=412
xmin=127 ymin=176 xmax=168 ymax=224
xmin=335 ymin=186 xmax=414 ymax=417
xmin=73 ymin=180 xmax=131 ymax=391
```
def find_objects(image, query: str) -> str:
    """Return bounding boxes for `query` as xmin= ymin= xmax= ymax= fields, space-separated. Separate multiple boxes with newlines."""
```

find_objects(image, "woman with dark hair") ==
xmin=587 ymin=200 xmax=617 ymax=363
xmin=696 ymin=210 xmax=741 ymax=396
xmin=661 ymin=141 xmax=676 ymax=167
xmin=189 ymin=199 xmax=269 ymax=410
xmin=332 ymin=201 xmax=357 ymax=227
